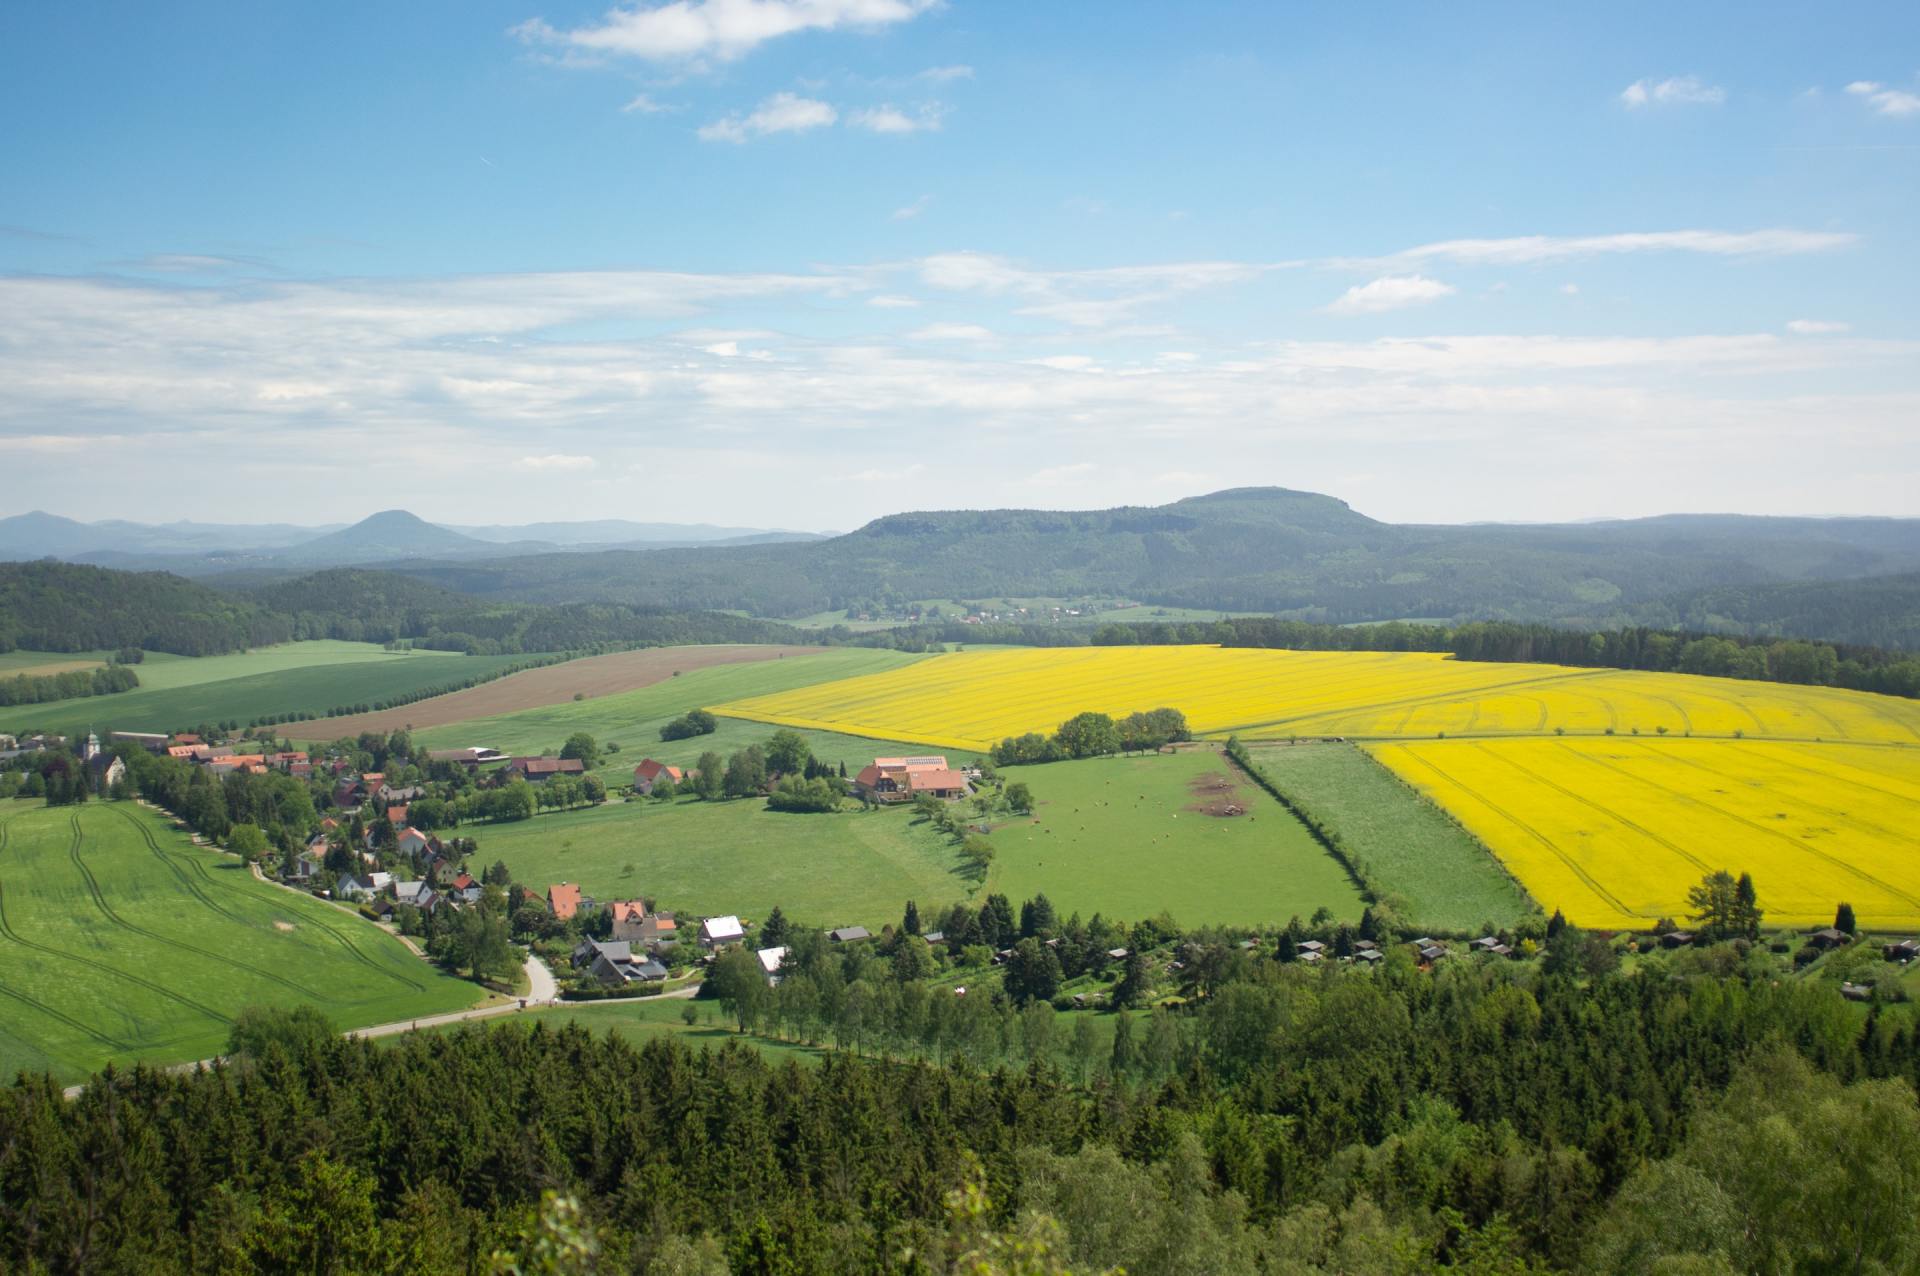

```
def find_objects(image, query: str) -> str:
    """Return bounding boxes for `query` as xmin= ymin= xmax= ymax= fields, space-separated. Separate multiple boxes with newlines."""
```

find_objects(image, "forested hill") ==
xmin=0 ymin=562 xmax=811 ymax=657
xmin=0 ymin=561 xmax=289 ymax=655
xmin=388 ymin=487 xmax=1920 ymax=640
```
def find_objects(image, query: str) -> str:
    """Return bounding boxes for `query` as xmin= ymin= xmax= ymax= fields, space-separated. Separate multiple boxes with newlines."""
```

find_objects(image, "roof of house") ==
xmin=609 ymin=900 xmax=647 ymax=923
xmin=397 ymin=826 xmax=429 ymax=845
xmin=874 ymin=756 xmax=949 ymax=771
xmin=511 ymin=756 xmax=585 ymax=775
xmin=756 ymin=945 xmax=789 ymax=975
xmin=548 ymin=882 xmax=583 ymax=920
xmin=635 ymin=758 xmax=684 ymax=781
xmin=903 ymin=768 xmax=970 ymax=793
xmin=829 ymin=926 xmax=872 ymax=943
xmin=701 ymin=914 xmax=745 ymax=940
xmin=387 ymin=805 xmax=409 ymax=824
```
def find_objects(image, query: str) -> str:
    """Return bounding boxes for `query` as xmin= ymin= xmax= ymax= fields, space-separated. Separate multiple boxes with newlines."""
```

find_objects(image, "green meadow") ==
xmin=470 ymin=794 xmax=971 ymax=930
xmin=1240 ymin=742 xmax=1533 ymax=931
xmin=0 ymin=800 xmax=479 ymax=1083
xmin=982 ymin=748 xmax=1367 ymax=928
xmin=0 ymin=641 xmax=534 ymax=738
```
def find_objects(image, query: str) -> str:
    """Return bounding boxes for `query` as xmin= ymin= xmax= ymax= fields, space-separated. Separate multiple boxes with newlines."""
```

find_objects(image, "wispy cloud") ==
xmin=1846 ymin=80 xmax=1920 ymax=117
xmin=907 ymin=322 xmax=996 ymax=342
xmin=890 ymin=195 xmax=932 ymax=221
xmin=513 ymin=0 xmax=935 ymax=65
xmin=698 ymin=92 xmax=836 ymax=142
xmin=867 ymin=294 xmax=920 ymax=308
xmin=1786 ymin=319 xmax=1850 ymax=335
xmin=1324 ymin=275 xmax=1455 ymax=315
xmin=1347 ymin=228 xmax=1855 ymax=269
xmin=621 ymin=92 xmax=671 ymax=114
xmin=1620 ymin=75 xmax=1725 ymax=108
xmin=516 ymin=453 xmax=597 ymax=472
xmin=850 ymin=103 xmax=944 ymax=134
xmin=920 ymin=64 xmax=973 ymax=82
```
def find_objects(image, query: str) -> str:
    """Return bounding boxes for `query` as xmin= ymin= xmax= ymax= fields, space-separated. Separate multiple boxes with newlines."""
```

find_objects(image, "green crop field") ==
xmin=409 ymin=648 xmax=944 ymax=786
xmin=983 ymin=748 xmax=1366 ymax=928
xmin=0 ymin=800 xmax=481 ymax=1083
xmin=0 ymin=650 xmax=111 ymax=676
xmin=1239 ymin=742 xmax=1533 ymax=932
xmin=0 ymin=642 xmax=539 ymax=739
xmin=471 ymin=794 xmax=971 ymax=930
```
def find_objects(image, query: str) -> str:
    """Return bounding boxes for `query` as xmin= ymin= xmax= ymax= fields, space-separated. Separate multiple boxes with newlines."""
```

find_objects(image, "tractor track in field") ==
xmin=0 ymin=819 xmax=231 ymax=1027
xmin=119 ymin=805 xmax=428 ymax=993
xmin=68 ymin=813 xmax=333 ymax=1002
xmin=1563 ymin=743 xmax=1920 ymax=912
xmin=1493 ymin=742 xmax=1718 ymax=879
xmin=1390 ymin=746 xmax=1642 ymax=921
xmin=0 ymin=818 xmax=133 ymax=1052
xmin=1622 ymin=741 xmax=1915 ymax=844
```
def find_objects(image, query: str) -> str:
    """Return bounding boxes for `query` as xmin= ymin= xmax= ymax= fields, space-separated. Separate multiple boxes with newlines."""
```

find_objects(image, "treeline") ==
xmin=0 ymin=661 xmax=138 ymax=706
xmin=7 ymin=941 xmax=1919 ymax=1272
xmin=1450 ymin=621 xmax=1920 ymax=698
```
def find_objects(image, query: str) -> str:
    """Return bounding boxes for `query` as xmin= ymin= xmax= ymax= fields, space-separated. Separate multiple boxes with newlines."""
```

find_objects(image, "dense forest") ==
xmin=4 ymin=939 xmax=1916 ymax=1273
xmin=0 ymin=561 xmax=290 ymax=655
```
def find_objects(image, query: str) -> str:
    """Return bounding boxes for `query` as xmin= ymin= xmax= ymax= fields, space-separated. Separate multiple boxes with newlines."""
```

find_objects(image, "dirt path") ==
xmin=281 ymin=643 xmax=826 ymax=739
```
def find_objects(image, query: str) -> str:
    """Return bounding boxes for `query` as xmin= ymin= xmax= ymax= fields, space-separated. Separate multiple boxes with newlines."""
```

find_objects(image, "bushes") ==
xmin=0 ymin=663 xmax=139 ymax=706
xmin=660 ymin=709 xmax=718 ymax=741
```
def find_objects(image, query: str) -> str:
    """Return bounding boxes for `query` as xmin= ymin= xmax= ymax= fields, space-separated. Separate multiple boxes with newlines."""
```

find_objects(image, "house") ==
xmin=1106 ymin=947 xmax=1129 ymax=961
xmin=922 ymin=930 xmax=946 ymax=945
xmin=700 ymin=915 xmax=746 ymax=948
xmin=608 ymin=900 xmax=651 ymax=943
xmin=336 ymin=874 xmax=377 ymax=902
xmin=633 ymin=759 xmax=684 ymax=795
xmin=632 ymin=912 xmax=678 ymax=949
xmin=505 ymin=756 xmax=585 ymax=783
xmin=1660 ymin=930 xmax=1696 ymax=949
xmin=396 ymin=827 xmax=432 ymax=857
xmin=287 ymin=852 xmax=321 ymax=884
xmin=377 ymin=784 xmax=426 ymax=806
xmin=1841 ymin=982 xmax=1873 ymax=1003
xmin=109 ymin=730 xmax=168 ymax=753
xmin=829 ymin=926 xmax=872 ymax=944
xmin=426 ymin=746 xmax=506 ymax=768
xmin=1297 ymin=940 xmax=1326 ymax=955
xmin=755 ymin=945 xmax=789 ymax=984
xmin=1416 ymin=943 xmax=1447 ymax=963
xmin=386 ymin=805 xmax=410 ymax=827
xmin=574 ymin=939 xmax=667 ymax=986
xmin=87 ymin=752 xmax=126 ymax=792
xmin=851 ymin=755 xmax=970 ymax=803
xmin=1470 ymin=936 xmax=1503 ymax=952
xmin=548 ymin=883 xmax=583 ymax=921
xmin=1809 ymin=927 xmax=1852 ymax=949
xmin=393 ymin=880 xmax=435 ymax=910
xmin=1299 ymin=950 xmax=1324 ymax=964
xmin=1356 ymin=949 xmax=1384 ymax=964
xmin=1354 ymin=939 xmax=1380 ymax=952
xmin=422 ymin=854 xmax=459 ymax=887
xmin=1884 ymin=938 xmax=1920 ymax=962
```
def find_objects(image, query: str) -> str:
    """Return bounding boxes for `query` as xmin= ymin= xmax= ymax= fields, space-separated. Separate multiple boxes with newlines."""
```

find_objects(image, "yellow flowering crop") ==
xmin=1371 ymin=737 xmax=1920 ymax=929
xmin=717 ymin=646 xmax=1920 ymax=929
xmin=715 ymin=645 xmax=1920 ymax=751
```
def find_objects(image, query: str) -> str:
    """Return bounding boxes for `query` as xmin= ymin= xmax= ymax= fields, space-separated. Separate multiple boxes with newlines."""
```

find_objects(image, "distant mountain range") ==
xmin=7 ymin=489 xmax=1920 ymax=649
xmin=0 ymin=509 xmax=824 ymax=573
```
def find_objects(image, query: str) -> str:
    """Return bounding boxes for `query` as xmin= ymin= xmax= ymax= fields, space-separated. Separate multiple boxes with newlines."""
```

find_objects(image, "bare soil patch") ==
xmin=283 ymin=644 xmax=825 ymax=738
xmin=1186 ymin=767 xmax=1250 ymax=817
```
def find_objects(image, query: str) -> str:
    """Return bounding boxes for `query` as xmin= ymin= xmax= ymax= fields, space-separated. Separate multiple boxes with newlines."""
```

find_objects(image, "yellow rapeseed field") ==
xmin=714 ymin=645 xmax=1920 ymax=750
xmin=716 ymin=646 xmax=1920 ymax=929
xmin=1370 ymin=737 xmax=1920 ymax=930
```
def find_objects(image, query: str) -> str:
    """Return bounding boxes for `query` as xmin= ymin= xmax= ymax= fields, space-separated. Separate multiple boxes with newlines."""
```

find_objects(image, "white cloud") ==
xmin=907 ymin=322 xmax=996 ymax=342
xmin=516 ymin=453 xmax=597 ymax=472
xmin=698 ymin=92 xmax=835 ymax=142
xmin=621 ymin=92 xmax=670 ymax=113
xmin=891 ymin=194 xmax=932 ymax=220
xmin=1325 ymin=275 xmax=1455 ymax=316
xmin=1022 ymin=462 xmax=1098 ymax=486
xmin=851 ymin=104 xmax=943 ymax=134
xmin=1846 ymin=80 xmax=1920 ymax=117
xmin=867 ymin=294 xmax=920 ymax=308
xmin=1620 ymin=75 xmax=1726 ymax=108
xmin=920 ymin=64 xmax=972 ymax=82
xmin=513 ymin=0 xmax=934 ymax=64
xmin=1560 ymin=283 xmax=1580 ymax=295
xmin=1029 ymin=355 xmax=1098 ymax=372
xmin=1786 ymin=319 xmax=1850 ymax=334
xmin=703 ymin=340 xmax=741 ymax=356
xmin=1351 ymin=228 xmax=1855 ymax=269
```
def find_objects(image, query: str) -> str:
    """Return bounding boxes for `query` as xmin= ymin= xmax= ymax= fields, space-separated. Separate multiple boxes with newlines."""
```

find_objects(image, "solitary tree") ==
xmin=558 ymin=733 xmax=600 ymax=770
xmin=1688 ymin=870 xmax=1745 ymax=943
xmin=1835 ymin=901 xmax=1858 ymax=934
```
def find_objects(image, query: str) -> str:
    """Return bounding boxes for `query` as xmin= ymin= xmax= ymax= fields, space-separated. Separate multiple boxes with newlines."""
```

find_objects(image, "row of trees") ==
xmin=0 ymin=661 xmax=138 ymax=706
xmin=992 ymin=707 xmax=1191 ymax=765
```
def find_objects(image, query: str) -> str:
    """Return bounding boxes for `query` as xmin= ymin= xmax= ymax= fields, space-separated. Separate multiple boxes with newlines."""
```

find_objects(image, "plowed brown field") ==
xmin=284 ymin=644 xmax=823 ymax=738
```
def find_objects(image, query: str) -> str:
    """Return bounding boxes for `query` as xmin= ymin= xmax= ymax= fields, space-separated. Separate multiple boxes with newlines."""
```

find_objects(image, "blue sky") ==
xmin=2 ymin=0 xmax=1916 ymax=528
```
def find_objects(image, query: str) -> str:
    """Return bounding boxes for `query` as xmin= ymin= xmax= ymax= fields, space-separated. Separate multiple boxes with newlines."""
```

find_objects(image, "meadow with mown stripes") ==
xmin=715 ymin=645 xmax=1920 ymax=931
xmin=0 ymin=801 xmax=479 ymax=1082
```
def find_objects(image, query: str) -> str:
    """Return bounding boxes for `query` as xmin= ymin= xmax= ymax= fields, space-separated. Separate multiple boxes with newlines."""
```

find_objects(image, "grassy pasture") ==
xmin=0 ymin=800 xmax=479 ymax=1082
xmin=1240 ymin=742 xmax=1532 ymax=931
xmin=470 ymin=795 xmax=970 ymax=930
xmin=0 ymin=641 xmax=535 ymax=738
xmin=0 ymin=650 xmax=111 ymax=677
xmin=983 ymin=749 xmax=1366 ymax=928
